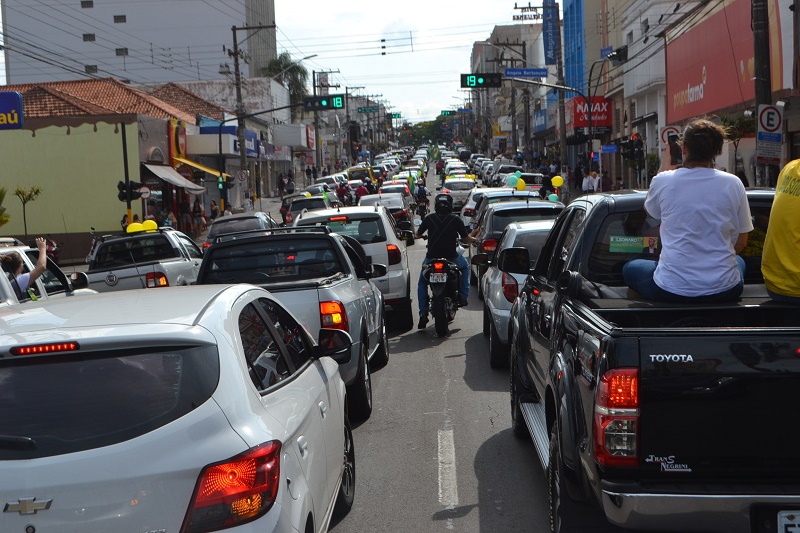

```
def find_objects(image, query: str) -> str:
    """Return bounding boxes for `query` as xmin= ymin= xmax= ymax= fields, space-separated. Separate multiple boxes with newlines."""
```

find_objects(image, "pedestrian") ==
xmin=179 ymin=203 xmax=193 ymax=236
xmin=162 ymin=208 xmax=177 ymax=228
xmin=601 ymin=171 xmax=613 ymax=192
xmin=285 ymin=176 xmax=295 ymax=194
xmin=132 ymin=213 xmax=141 ymax=224
xmin=573 ymin=164 xmax=584 ymax=191
xmin=761 ymin=157 xmax=800 ymax=304
xmin=192 ymin=198 xmax=205 ymax=233
xmin=582 ymin=171 xmax=599 ymax=194
xmin=209 ymin=200 xmax=220 ymax=221
xmin=277 ymin=173 xmax=285 ymax=197
xmin=622 ymin=117 xmax=752 ymax=303
xmin=120 ymin=213 xmax=129 ymax=231
xmin=615 ymin=176 xmax=625 ymax=190
xmin=312 ymin=165 xmax=318 ymax=181
xmin=305 ymin=166 xmax=312 ymax=185
xmin=1 ymin=237 xmax=47 ymax=297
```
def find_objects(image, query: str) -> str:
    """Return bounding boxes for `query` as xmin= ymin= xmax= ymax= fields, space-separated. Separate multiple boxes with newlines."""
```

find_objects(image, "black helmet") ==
xmin=434 ymin=193 xmax=453 ymax=215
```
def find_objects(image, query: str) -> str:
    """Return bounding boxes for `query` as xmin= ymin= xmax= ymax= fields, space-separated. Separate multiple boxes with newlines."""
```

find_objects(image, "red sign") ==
xmin=306 ymin=125 xmax=316 ymax=150
xmin=569 ymin=96 xmax=612 ymax=130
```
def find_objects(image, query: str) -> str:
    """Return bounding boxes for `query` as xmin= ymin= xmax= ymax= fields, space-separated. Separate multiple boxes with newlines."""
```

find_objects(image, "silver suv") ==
xmin=294 ymin=205 xmax=416 ymax=330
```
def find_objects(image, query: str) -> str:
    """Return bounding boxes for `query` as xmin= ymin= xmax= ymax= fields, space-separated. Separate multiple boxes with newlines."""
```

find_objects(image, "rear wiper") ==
xmin=0 ymin=435 xmax=36 ymax=451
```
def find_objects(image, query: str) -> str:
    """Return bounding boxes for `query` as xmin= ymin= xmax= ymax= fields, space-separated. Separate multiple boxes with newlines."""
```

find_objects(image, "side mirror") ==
xmin=398 ymin=220 xmax=412 ymax=231
xmin=556 ymin=270 xmax=582 ymax=298
xmin=496 ymin=247 xmax=530 ymax=274
xmin=400 ymin=229 xmax=415 ymax=243
xmin=70 ymin=272 xmax=90 ymax=290
xmin=471 ymin=253 xmax=489 ymax=266
xmin=367 ymin=263 xmax=388 ymax=279
xmin=316 ymin=329 xmax=353 ymax=364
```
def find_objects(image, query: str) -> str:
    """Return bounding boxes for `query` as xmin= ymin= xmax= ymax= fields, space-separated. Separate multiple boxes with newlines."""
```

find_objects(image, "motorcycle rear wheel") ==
xmin=432 ymin=296 xmax=448 ymax=337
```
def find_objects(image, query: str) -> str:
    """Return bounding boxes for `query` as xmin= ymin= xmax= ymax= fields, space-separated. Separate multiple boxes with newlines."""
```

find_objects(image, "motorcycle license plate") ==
xmin=429 ymin=273 xmax=447 ymax=283
xmin=778 ymin=511 xmax=800 ymax=531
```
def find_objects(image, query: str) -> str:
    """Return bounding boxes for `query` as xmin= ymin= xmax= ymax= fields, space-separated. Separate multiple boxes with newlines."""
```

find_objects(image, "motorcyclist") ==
xmin=415 ymin=193 xmax=476 ymax=329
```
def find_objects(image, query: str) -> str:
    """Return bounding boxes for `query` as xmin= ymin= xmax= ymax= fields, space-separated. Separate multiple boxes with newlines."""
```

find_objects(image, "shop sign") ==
xmin=570 ymin=96 xmax=612 ymax=129
xmin=533 ymin=109 xmax=547 ymax=133
xmin=306 ymin=125 xmax=316 ymax=150
xmin=0 ymin=92 xmax=24 ymax=130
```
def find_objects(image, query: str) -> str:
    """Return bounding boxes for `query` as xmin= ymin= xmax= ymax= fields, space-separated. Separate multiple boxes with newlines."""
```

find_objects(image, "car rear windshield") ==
xmin=208 ymin=218 xmax=264 ymax=239
xmin=203 ymin=237 xmax=345 ymax=283
xmin=488 ymin=208 xmax=563 ymax=234
xmin=90 ymin=234 xmax=175 ymax=270
xmin=514 ymin=231 xmax=550 ymax=267
xmin=299 ymin=216 xmax=387 ymax=244
xmin=349 ymin=169 xmax=371 ymax=181
xmin=446 ymin=182 xmax=475 ymax=191
xmin=0 ymin=346 xmax=219 ymax=459
xmin=290 ymin=198 xmax=328 ymax=212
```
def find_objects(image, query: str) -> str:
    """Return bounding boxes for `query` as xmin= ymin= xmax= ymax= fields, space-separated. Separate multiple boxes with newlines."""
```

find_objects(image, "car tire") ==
xmin=549 ymin=421 xmax=595 ymax=533
xmin=347 ymin=342 xmax=373 ymax=421
xmin=510 ymin=341 xmax=529 ymax=439
xmin=482 ymin=302 xmax=491 ymax=337
xmin=489 ymin=321 xmax=506 ymax=368
xmin=470 ymin=267 xmax=478 ymax=286
xmin=395 ymin=295 xmax=414 ymax=331
xmin=333 ymin=414 xmax=356 ymax=519
xmin=372 ymin=314 xmax=389 ymax=368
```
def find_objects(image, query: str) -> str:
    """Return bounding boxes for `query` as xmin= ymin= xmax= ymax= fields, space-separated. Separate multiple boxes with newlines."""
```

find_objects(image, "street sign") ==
xmin=756 ymin=104 xmax=783 ymax=164
xmin=139 ymin=186 xmax=152 ymax=199
xmin=659 ymin=126 xmax=681 ymax=157
xmin=237 ymin=170 xmax=248 ymax=182
xmin=457 ymin=108 xmax=473 ymax=113
xmin=504 ymin=67 xmax=548 ymax=78
xmin=391 ymin=112 xmax=401 ymax=119
xmin=601 ymin=144 xmax=617 ymax=154
xmin=357 ymin=106 xmax=379 ymax=113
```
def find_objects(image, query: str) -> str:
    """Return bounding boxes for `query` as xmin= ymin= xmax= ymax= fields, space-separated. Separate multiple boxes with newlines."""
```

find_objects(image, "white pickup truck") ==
xmin=196 ymin=226 xmax=388 ymax=421
xmin=85 ymin=228 xmax=203 ymax=292
xmin=1 ymin=239 xmax=93 ymax=306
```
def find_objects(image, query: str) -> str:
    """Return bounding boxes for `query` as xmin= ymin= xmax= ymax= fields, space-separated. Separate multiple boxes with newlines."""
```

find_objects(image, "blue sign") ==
xmin=592 ymin=152 xmax=600 ymax=162
xmin=0 ymin=92 xmax=24 ymax=130
xmin=457 ymin=107 xmax=473 ymax=113
xmin=542 ymin=0 xmax=558 ymax=66
xmin=757 ymin=132 xmax=782 ymax=143
xmin=533 ymin=109 xmax=547 ymax=133
xmin=504 ymin=68 xmax=549 ymax=78
xmin=601 ymin=144 xmax=618 ymax=154
xmin=601 ymin=46 xmax=614 ymax=59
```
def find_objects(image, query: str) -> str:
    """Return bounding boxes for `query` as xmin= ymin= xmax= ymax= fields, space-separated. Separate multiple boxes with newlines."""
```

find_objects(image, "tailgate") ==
xmin=88 ymin=269 xmax=148 ymax=291
xmin=638 ymin=333 xmax=800 ymax=481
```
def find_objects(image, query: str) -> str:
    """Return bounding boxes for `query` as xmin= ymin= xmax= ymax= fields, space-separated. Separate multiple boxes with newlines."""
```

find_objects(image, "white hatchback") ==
xmin=294 ymin=205 xmax=416 ymax=330
xmin=0 ymin=285 xmax=355 ymax=533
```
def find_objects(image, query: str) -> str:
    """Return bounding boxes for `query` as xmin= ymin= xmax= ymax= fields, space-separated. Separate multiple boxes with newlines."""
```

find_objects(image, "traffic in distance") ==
xmin=3 ymin=138 xmax=797 ymax=533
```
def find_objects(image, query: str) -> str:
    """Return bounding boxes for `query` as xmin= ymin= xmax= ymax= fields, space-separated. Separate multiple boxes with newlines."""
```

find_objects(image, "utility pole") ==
xmin=753 ymin=0 xmax=773 ymax=186
xmin=229 ymin=23 xmax=274 ymax=209
xmin=345 ymin=86 xmax=364 ymax=165
xmin=554 ymin=4 xmax=567 ymax=175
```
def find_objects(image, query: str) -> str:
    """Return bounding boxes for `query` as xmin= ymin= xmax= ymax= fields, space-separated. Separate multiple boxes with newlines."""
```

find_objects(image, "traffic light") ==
xmin=619 ymin=140 xmax=635 ymax=159
xmin=303 ymin=94 xmax=345 ymax=111
xmin=441 ymin=110 xmax=455 ymax=116
xmin=117 ymin=180 xmax=142 ymax=202
xmin=633 ymin=137 xmax=644 ymax=160
xmin=460 ymin=73 xmax=503 ymax=88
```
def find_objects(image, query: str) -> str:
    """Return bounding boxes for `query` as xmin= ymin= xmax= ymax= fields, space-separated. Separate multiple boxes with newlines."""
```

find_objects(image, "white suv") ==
xmin=294 ymin=205 xmax=416 ymax=330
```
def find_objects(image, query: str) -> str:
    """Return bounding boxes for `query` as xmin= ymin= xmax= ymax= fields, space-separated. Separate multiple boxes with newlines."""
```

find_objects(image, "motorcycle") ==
xmin=30 ymin=237 xmax=61 ymax=264
xmin=419 ymin=238 xmax=466 ymax=337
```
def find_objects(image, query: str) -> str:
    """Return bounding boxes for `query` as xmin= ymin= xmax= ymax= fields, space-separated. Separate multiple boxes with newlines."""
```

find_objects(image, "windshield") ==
xmin=299 ymin=216 xmax=387 ymax=244
xmin=208 ymin=217 xmax=263 ymax=238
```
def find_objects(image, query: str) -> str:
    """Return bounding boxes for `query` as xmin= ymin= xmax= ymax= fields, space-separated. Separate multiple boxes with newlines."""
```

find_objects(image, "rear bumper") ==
xmin=376 ymin=267 xmax=408 ymax=303
xmin=601 ymin=483 xmax=800 ymax=532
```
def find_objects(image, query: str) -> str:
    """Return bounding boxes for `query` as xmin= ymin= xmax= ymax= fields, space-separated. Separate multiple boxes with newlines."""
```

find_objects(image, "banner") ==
xmin=542 ymin=0 xmax=558 ymax=66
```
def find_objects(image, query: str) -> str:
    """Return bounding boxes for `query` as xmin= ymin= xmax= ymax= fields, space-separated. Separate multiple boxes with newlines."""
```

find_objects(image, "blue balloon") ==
xmin=548 ymin=193 xmax=559 ymax=202
xmin=508 ymin=176 xmax=519 ymax=186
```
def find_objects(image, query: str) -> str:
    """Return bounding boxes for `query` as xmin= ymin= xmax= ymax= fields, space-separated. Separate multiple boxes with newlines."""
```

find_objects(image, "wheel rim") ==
xmin=341 ymin=423 xmax=355 ymax=499
xmin=381 ymin=321 xmax=388 ymax=355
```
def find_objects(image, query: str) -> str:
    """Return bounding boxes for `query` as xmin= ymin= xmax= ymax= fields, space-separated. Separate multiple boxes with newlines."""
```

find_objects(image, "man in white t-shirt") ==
xmin=623 ymin=118 xmax=752 ymax=302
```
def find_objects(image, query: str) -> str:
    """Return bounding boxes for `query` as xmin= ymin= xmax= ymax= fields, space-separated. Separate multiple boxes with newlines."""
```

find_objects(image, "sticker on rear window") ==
xmin=609 ymin=236 xmax=658 ymax=253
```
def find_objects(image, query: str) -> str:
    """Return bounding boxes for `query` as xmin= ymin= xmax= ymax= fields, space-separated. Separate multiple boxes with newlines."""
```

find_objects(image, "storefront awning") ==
xmin=143 ymin=164 xmax=206 ymax=194
xmin=173 ymin=157 xmax=229 ymax=178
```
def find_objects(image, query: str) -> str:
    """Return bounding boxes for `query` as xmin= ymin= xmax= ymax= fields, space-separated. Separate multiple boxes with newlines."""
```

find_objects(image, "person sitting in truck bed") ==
xmin=622 ymin=117 xmax=753 ymax=302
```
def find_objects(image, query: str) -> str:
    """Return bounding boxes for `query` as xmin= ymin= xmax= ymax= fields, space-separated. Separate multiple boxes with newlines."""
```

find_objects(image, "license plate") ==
xmin=429 ymin=273 xmax=447 ymax=283
xmin=778 ymin=511 xmax=800 ymax=531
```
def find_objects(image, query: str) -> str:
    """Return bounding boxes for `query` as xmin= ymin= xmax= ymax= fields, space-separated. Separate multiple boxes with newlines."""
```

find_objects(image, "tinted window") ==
xmin=91 ymin=235 xmax=175 ymax=269
xmin=290 ymin=198 xmax=328 ymax=213
xmin=208 ymin=217 xmax=266 ymax=239
xmin=0 ymin=346 xmax=219 ymax=459
xmin=239 ymin=303 xmax=293 ymax=391
xmin=514 ymin=231 xmax=550 ymax=267
xmin=299 ymin=216 xmax=387 ymax=244
xmin=487 ymin=207 xmax=562 ymax=234
xmin=203 ymin=237 xmax=344 ymax=283
xmin=257 ymin=298 xmax=313 ymax=369
xmin=446 ymin=181 xmax=475 ymax=191
xmin=178 ymin=235 xmax=203 ymax=259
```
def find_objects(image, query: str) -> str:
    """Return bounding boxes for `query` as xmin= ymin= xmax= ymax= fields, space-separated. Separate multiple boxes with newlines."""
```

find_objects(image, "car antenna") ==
xmin=128 ymin=236 xmax=146 ymax=289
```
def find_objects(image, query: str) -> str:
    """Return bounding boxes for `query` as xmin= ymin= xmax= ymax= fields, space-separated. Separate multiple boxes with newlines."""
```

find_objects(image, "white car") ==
xmin=440 ymin=178 xmax=477 ymax=212
xmin=0 ymin=285 xmax=355 ymax=533
xmin=479 ymin=220 xmax=555 ymax=367
xmin=294 ymin=205 xmax=416 ymax=330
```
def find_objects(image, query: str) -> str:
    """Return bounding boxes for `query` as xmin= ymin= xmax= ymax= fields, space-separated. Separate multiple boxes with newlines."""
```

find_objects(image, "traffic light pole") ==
xmin=121 ymin=120 xmax=132 ymax=221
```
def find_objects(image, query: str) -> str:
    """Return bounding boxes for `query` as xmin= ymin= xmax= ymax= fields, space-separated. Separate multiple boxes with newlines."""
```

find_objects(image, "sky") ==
xmin=275 ymin=0 xmax=534 ymax=125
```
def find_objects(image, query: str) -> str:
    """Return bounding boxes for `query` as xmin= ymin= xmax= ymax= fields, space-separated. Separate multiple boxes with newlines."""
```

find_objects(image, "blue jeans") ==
xmin=623 ymin=257 xmax=746 ymax=303
xmin=767 ymin=289 xmax=800 ymax=305
xmin=417 ymin=255 xmax=470 ymax=315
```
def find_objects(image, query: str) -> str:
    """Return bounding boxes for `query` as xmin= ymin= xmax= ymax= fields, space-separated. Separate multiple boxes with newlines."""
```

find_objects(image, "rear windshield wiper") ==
xmin=0 ymin=435 xmax=37 ymax=451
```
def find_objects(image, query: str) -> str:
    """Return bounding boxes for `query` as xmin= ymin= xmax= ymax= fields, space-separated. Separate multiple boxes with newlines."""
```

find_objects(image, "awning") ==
xmin=143 ymin=164 xmax=206 ymax=194
xmin=173 ymin=157 xmax=229 ymax=178
xmin=631 ymin=111 xmax=658 ymax=127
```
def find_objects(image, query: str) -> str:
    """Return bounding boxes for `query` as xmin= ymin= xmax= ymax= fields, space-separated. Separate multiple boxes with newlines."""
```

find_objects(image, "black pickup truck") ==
xmin=498 ymin=189 xmax=800 ymax=533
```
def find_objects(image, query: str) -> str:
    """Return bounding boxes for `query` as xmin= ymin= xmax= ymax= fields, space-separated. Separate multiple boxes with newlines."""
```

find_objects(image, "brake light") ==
xmin=146 ymin=272 xmax=168 ymax=288
xmin=203 ymin=242 xmax=211 ymax=249
xmin=387 ymin=244 xmax=402 ymax=265
xmin=501 ymin=272 xmax=518 ymax=302
xmin=393 ymin=209 xmax=408 ymax=220
xmin=329 ymin=216 xmax=348 ymax=222
xmin=442 ymin=189 xmax=451 ymax=194
xmin=463 ymin=208 xmax=474 ymax=217
xmin=320 ymin=301 xmax=349 ymax=331
xmin=181 ymin=441 xmax=281 ymax=533
xmin=594 ymin=368 xmax=639 ymax=467
xmin=432 ymin=261 xmax=446 ymax=273
xmin=285 ymin=212 xmax=293 ymax=224
xmin=11 ymin=342 xmax=80 ymax=356
xmin=480 ymin=238 xmax=497 ymax=253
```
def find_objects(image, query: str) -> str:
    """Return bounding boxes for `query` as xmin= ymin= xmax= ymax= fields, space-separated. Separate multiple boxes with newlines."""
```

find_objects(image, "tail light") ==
xmin=393 ymin=209 xmax=408 ymax=220
xmin=387 ymin=244 xmax=402 ymax=265
xmin=432 ymin=261 xmax=446 ymax=273
xmin=594 ymin=368 xmax=639 ymax=467
xmin=181 ymin=441 xmax=281 ymax=533
xmin=463 ymin=208 xmax=474 ymax=217
xmin=442 ymin=189 xmax=451 ymax=194
xmin=480 ymin=238 xmax=497 ymax=253
xmin=203 ymin=242 xmax=211 ymax=249
xmin=320 ymin=301 xmax=349 ymax=331
xmin=501 ymin=272 xmax=518 ymax=302
xmin=146 ymin=272 xmax=168 ymax=288
xmin=285 ymin=211 xmax=293 ymax=224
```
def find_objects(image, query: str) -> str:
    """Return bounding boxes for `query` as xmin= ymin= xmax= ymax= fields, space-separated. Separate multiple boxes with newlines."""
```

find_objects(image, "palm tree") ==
xmin=262 ymin=52 xmax=309 ymax=121
xmin=0 ymin=188 xmax=10 ymax=229
xmin=14 ymin=185 xmax=43 ymax=239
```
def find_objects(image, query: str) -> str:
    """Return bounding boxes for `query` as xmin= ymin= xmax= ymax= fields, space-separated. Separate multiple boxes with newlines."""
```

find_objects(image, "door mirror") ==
xmin=69 ymin=272 xmax=90 ymax=290
xmin=317 ymin=329 xmax=353 ymax=364
xmin=470 ymin=253 xmax=489 ymax=266
xmin=496 ymin=247 xmax=530 ymax=274
xmin=398 ymin=220 xmax=412 ymax=231
xmin=367 ymin=263 xmax=387 ymax=279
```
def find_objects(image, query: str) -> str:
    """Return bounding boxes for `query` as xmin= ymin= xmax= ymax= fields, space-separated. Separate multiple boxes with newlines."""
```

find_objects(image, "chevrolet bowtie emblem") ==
xmin=4 ymin=497 xmax=53 ymax=515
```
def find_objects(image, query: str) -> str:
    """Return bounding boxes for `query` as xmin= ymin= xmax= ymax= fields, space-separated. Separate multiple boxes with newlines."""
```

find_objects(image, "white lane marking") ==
xmin=438 ymin=428 xmax=459 ymax=509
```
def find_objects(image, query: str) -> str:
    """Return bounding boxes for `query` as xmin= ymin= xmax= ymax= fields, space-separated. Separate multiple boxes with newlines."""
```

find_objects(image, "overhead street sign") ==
xmin=357 ymin=106 xmax=379 ymax=113
xmin=504 ymin=67 xmax=549 ymax=78
xmin=457 ymin=108 xmax=473 ymax=113
xmin=390 ymin=112 xmax=401 ymax=118
xmin=601 ymin=144 xmax=617 ymax=154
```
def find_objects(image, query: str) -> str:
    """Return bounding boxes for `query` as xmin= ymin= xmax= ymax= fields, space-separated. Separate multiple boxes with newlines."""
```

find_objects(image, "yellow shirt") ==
xmin=762 ymin=159 xmax=800 ymax=297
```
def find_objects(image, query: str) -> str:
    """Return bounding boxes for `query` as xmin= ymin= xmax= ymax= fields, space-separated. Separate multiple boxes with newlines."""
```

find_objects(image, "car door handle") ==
xmin=319 ymin=401 xmax=328 ymax=419
xmin=297 ymin=436 xmax=308 ymax=457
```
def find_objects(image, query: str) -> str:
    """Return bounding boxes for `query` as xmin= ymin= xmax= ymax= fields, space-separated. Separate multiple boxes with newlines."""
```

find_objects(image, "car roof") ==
xmin=506 ymin=219 xmax=558 ymax=233
xmin=210 ymin=211 xmax=268 ymax=223
xmin=485 ymin=199 xmax=563 ymax=212
xmin=295 ymin=205 xmax=386 ymax=222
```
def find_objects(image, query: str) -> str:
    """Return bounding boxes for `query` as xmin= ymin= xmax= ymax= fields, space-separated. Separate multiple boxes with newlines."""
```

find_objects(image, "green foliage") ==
xmin=719 ymin=114 xmax=756 ymax=143
xmin=0 ymin=188 xmax=9 ymax=228
xmin=261 ymin=52 xmax=310 ymax=121
xmin=14 ymin=185 xmax=43 ymax=238
xmin=646 ymin=153 xmax=660 ymax=177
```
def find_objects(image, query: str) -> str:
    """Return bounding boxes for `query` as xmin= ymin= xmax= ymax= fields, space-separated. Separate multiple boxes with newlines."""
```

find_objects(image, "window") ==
xmin=115 ymin=48 xmax=128 ymax=56
xmin=626 ymin=31 xmax=633 ymax=46
xmin=113 ymin=15 xmax=126 ymax=23
xmin=80 ymin=0 xmax=93 ymax=7
xmin=82 ymin=33 xmax=95 ymax=42
xmin=258 ymin=298 xmax=313 ymax=370
xmin=85 ymin=65 xmax=98 ymax=74
xmin=239 ymin=303 xmax=293 ymax=391
xmin=641 ymin=18 xmax=649 ymax=36
xmin=177 ymin=235 xmax=203 ymax=260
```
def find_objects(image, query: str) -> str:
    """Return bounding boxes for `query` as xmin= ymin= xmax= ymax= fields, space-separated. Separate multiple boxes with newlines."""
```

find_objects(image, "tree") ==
xmin=14 ymin=185 xmax=43 ymax=239
xmin=720 ymin=114 xmax=755 ymax=174
xmin=261 ymin=52 xmax=309 ymax=121
xmin=0 ymin=188 xmax=9 ymax=229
